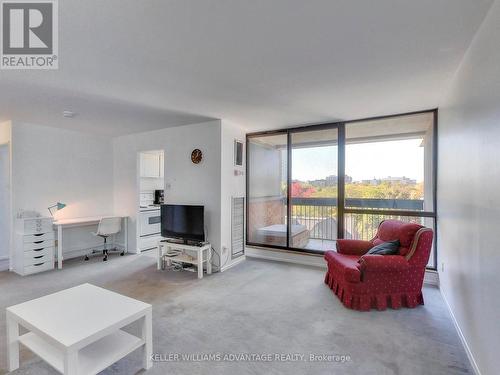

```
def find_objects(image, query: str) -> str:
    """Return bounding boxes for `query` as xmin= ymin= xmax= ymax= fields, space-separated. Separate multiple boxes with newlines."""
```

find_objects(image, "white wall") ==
xmin=113 ymin=120 xmax=222 ymax=257
xmin=438 ymin=1 xmax=500 ymax=374
xmin=0 ymin=122 xmax=12 ymax=270
xmin=220 ymin=121 xmax=246 ymax=270
xmin=10 ymin=122 xmax=115 ymax=259
xmin=11 ymin=122 xmax=114 ymax=218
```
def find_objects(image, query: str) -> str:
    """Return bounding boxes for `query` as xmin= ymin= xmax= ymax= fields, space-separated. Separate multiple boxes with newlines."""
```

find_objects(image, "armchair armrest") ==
xmin=358 ymin=255 xmax=410 ymax=273
xmin=336 ymin=239 xmax=373 ymax=256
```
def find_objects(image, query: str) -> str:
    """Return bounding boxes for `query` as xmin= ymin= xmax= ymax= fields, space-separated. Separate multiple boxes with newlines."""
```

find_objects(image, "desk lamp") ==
xmin=48 ymin=202 xmax=66 ymax=216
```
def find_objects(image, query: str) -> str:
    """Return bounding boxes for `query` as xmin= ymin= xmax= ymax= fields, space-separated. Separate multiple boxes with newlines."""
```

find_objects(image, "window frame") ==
xmin=246 ymin=109 xmax=438 ymax=270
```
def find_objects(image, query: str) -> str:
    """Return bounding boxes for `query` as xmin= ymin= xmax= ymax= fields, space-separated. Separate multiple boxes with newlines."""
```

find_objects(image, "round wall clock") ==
xmin=191 ymin=149 xmax=203 ymax=164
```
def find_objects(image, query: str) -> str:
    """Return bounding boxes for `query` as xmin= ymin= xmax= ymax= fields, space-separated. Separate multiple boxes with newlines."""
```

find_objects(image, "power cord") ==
xmin=205 ymin=229 xmax=230 ymax=271
xmin=210 ymin=246 xmax=219 ymax=268
xmin=210 ymin=246 xmax=230 ymax=270
xmin=163 ymin=261 xmax=184 ymax=272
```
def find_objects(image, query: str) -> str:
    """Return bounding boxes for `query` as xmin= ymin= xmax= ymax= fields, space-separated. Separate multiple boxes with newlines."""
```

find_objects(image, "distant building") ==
xmin=307 ymin=175 xmax=353 ymax=187
xmin=325 ymin=175 xmax=337 ymax=185
xmin=358 ymin=176 xmax=417 ymax=185
xmin=381 ymin=176 xmax=417 ymax=185
xmin=309 ymin=179 xmax=327 ymax=187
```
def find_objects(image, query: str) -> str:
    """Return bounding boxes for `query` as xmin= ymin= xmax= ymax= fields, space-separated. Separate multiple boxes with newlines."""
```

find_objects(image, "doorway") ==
xmin=137 ymin=150 xmax=164 ymax=252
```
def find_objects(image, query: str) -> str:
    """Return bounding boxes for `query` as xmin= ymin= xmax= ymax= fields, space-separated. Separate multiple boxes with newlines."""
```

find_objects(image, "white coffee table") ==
xmin=6 ymin=283 xmax=153 ymax=374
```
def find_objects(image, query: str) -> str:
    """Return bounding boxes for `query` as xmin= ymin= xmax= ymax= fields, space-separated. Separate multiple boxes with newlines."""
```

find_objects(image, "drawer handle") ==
xmin=34 ymin=241 xmax=44 ymax=244
xmin=33 ymin=233 xmax=43 ymax=237
xmin=34 ymin=255 xmax=44 ymax=259
xmin=34 ymin=263 xmax=44 ymax=266
xmin=33 ymin=248 xmax=44 ymax=251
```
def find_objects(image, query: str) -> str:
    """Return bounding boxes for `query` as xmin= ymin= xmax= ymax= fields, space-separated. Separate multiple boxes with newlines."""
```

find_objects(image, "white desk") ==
xmin=6 ymin=283 xmax=152 ymax=374
xmin=53 ymin=216 xmax=128 ymax=269
xmin=157 ymin=240 xmax=212 ymax=279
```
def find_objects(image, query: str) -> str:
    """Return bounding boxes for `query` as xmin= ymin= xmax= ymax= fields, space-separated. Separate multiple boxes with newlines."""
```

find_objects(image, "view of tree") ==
xmin=312 ymin=182 xmax=424 ymax=200
xmin=286 ymin=180 xmax=425 ymax=240
xmin=290 ymin=181 xmax=317 ymax=197
xmin=287 ymin=180 xmax=424 ymax=200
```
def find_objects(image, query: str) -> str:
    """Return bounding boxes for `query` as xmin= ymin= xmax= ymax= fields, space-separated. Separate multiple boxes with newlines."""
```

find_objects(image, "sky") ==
xmin=291 ymin=138 xmax=424 ymax=182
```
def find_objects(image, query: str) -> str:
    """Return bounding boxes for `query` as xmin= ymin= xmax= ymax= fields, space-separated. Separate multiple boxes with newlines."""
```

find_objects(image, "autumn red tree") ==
xmin=291 ymin=181 xmax=316 ymax=197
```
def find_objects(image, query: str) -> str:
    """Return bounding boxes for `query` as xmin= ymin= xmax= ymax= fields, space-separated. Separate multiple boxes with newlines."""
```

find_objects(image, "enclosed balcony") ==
xmin=247 ymin=111 xmax=436 ymax=268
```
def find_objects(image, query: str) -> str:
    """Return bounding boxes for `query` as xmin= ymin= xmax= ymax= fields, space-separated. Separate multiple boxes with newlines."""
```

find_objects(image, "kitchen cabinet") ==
xmin=140 ymin=153 xmax=160 ymax=178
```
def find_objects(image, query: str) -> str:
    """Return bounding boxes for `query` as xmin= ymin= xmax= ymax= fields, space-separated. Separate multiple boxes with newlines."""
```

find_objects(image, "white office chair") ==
xmin=84 ymin=217 xmax=124 ymax=262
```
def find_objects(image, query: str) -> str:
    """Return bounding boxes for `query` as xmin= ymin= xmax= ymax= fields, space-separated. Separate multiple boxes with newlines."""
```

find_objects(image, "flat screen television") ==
xmin=161 ymin=204 xmax=205 ymax=243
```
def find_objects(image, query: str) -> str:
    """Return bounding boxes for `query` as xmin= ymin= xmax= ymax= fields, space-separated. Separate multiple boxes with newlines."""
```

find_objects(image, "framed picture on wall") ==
xmin=234 ymin=139 xmax=244 ymax=167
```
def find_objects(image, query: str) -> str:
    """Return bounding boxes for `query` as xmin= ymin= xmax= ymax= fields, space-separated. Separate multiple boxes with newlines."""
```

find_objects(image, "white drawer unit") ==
xmin=23 ymin=261 xmax=54 ymax=275
xmin=13 ymin=217 xmax=55 ymax=276
xmin=23 ymin=249 xmax=53 ymax=266
xmin=24 ymin=247 xmax=53 ymax=261
xmin=21 ymin=217 xmax=53 ymax=235
xmin=23 ymin=232 xmax=55 ymax=243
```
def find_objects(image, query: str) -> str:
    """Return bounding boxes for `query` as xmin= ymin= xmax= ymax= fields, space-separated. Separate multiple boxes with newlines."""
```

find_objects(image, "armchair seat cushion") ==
xmin=324 ymin=251 xmax=361 ymax=283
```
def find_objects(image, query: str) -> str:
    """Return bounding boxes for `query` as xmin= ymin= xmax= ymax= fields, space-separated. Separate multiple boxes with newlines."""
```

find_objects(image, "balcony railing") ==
xmin=291 ymin=197 xmax=423 ymax=210
xmin=290 ymin=197 xmax=425 ymax=240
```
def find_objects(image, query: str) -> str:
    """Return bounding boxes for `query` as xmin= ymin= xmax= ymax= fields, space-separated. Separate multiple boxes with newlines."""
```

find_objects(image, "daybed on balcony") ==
xmin=256 ymin=224 xmax=310 ymax=248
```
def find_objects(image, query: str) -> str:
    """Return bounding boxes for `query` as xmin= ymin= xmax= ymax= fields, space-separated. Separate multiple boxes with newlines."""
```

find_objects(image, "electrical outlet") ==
xmin=222 ymin=246 xmax=227 ymax=254
xmin=441 ymin=262 xmax=444 ymax=272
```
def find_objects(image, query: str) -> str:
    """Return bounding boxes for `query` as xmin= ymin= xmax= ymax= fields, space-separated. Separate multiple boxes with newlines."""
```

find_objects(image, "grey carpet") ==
xmin=0 ymin=254 xmax=472 ymax=375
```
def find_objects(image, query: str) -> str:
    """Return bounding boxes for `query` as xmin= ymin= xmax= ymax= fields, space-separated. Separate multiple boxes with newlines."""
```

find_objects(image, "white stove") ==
xmin=138 ymin=192 xmax=162 ymax=251
xmin=139 ymin=204 xmax=161 ymax=212
xmin=139 ymin=208 xmax=161 ymax=237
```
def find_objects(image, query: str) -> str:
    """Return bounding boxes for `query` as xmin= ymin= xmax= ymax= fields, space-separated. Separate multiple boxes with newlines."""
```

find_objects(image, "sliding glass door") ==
xmin=247 ymin=110 xmax=437 ymax=268
xmin=289 ymin=128 xmax=339 ymax=252
xmin=247 ymin=133 xmax=288 ymax=248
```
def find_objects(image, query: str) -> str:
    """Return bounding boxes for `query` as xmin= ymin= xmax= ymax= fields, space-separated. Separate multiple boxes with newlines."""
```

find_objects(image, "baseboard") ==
xmin=440 ymin=288 xmax=481 ymax=375
xmin=220 ymin=255 xmax=245 ymax=272
xmin=246 ymin=247 xmax=325 ymax=268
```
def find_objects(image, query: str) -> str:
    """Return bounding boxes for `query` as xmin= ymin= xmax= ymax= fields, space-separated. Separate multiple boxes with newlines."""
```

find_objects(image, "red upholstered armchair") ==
xmin=324 ymin=220 xmax=433 ymax=311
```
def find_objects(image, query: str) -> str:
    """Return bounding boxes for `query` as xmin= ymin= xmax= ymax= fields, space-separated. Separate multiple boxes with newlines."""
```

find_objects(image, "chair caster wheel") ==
xmin=120 ymin=252 xmax=125 ymax=256
xmin=103 ymin=256 xmax=108 ymax=262
xmin=84 ymin=256 xmax=89 ymax=261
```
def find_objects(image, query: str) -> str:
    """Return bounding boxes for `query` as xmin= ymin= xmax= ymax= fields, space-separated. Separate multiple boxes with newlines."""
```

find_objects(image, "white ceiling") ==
xmin=0 ymin=0 xmax=493 ymax=136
